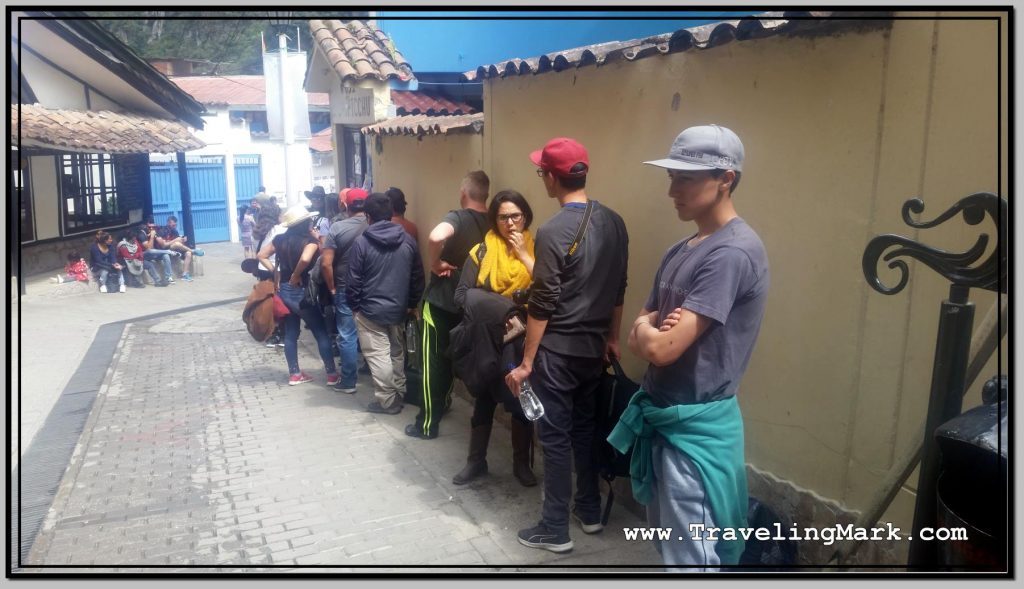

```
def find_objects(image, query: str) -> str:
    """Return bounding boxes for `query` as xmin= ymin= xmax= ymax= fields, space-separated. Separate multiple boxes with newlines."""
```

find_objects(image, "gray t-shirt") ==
xmin=642 ymin=217 xmax=769 ymax=406
xmin=323 ymin=214 xmax=368 ymax=291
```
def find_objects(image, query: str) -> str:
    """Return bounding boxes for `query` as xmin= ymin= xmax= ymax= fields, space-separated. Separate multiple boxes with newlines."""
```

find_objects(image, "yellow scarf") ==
xmin=471 ymin=229 xmax=534 ymax=298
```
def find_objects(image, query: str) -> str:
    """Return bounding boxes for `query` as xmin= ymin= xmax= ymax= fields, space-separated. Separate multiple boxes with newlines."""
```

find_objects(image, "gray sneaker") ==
xmin=517 ymin=522 xmax=574 ymax=553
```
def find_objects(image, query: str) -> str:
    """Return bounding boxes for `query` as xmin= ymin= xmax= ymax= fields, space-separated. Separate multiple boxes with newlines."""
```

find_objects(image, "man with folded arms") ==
xmin=612 ymin=124 xmax=769 ymax=570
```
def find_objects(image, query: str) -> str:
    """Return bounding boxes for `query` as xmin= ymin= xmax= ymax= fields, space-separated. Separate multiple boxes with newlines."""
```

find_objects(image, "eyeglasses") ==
xmin=498 ymin=212 xmax=524 ymax=223
xmin=536 ymin=169 xmax=546 ymax=177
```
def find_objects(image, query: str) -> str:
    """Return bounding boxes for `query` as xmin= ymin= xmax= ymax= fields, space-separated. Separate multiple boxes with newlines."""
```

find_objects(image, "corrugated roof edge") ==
xmin=463 ymin=11 xmax=893 ymax=80
xmin=361 ymin=113 xmax=484 ymax=137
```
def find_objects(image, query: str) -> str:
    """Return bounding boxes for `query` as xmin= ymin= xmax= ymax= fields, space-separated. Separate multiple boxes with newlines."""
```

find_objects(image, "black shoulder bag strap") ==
xmin=564 ymin=200 xmax=595 ymax=262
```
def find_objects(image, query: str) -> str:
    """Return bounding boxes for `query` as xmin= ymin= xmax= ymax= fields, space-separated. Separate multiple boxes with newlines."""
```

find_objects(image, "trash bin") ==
xmin=934 ymin=376 xmax=1007 ymax=571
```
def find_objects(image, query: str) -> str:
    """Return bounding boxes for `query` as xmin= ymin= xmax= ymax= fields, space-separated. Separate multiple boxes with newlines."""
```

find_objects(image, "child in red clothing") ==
xmin=54 ymin=252 xmax=89 ymax=284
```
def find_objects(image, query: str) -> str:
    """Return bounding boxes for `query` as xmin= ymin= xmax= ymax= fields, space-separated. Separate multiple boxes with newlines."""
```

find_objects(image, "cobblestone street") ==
xmin=19 ymin=303 xmax=660 ymax=572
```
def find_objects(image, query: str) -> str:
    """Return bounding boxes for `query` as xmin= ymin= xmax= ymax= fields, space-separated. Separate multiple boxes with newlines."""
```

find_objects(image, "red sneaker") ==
xmin=326 ymin=373 xmax=340 ymax=386
xmin=288 ymin=372 xmax=313 ymax=386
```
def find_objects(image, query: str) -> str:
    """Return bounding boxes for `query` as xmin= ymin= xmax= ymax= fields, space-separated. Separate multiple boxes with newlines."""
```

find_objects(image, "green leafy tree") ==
xmin=88 ymin=11 xmax=368 ymax=75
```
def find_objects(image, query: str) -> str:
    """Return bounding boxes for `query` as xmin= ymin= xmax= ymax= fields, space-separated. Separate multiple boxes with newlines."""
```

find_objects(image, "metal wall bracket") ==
xmin=862 ymin=192 xmax=1006 ymax=295
xmin=861 ymin=192 xmax=1007 ymax=570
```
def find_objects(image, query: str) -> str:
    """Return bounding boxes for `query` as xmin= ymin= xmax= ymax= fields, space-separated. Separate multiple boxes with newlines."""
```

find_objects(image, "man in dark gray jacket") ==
xmin=347 ymin=193 xmax=425 ymax=414
xmin=506 ymin=137 xmax=629 ymax=553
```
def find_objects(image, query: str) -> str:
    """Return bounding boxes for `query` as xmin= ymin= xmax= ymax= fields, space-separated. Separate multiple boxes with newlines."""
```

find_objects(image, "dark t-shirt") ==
xmin=642 ymin=217 xmax=769 ymax=406
xmin=528 ymin=200 xmax=629 ymax=359
xmin=273 ymin=232 xmax=319 ymax=286
xmin=323 ymin=214 xmax=368 ymax=291
xmin=157 ymin=226 xmax=180 ymax=243
xmin=423 ymin=208 xmax=488 ymax=313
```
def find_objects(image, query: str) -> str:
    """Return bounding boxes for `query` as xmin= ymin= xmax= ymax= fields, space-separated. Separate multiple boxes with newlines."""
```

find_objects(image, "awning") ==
xmin=12 ymin=103 xmax=205 ymax=153
xmin=362 ymin=113 xmax=483 ymax=137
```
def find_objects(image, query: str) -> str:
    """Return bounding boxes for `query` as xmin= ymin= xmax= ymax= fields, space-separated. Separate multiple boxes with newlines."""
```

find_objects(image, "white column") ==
xmin=279 ymin=33 xmax=297 ymax=206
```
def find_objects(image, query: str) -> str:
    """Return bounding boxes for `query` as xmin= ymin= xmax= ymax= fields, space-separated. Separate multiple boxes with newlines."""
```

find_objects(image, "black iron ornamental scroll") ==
xmin=863 ymin=193 xmax=1006 ymax=295
xmin=862 ymin=192 xmax=1006 ymax=570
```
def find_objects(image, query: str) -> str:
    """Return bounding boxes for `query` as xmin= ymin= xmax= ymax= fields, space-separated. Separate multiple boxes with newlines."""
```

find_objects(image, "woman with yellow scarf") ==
xmin=447 ymin=190 xmax=539 ymax=487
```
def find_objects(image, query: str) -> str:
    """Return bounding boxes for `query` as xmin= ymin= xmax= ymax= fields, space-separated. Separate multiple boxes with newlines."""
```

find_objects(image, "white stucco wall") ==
xmin=20 ymin=49 xmax=88 ymax=110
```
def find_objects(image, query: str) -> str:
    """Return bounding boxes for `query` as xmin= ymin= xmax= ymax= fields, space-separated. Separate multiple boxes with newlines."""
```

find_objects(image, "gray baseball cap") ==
xmin=644 ymin=124 xmax=744 ymax=172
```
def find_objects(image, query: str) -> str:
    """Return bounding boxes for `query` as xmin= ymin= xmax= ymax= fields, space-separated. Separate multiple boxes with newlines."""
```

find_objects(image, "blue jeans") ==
xmin=280 ymin=282 xmax=336 ymax=376
xmin=143 ymin=260 xmax=161 ymax=284
xmin=334 ymin=291 xmax=359 ymax=389
xmin=143 ymin=249 xmax=176 ymax=280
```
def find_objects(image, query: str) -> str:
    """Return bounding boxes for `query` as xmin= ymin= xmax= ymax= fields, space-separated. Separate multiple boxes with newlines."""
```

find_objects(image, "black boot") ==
xmin=452 ymin=424 xmax=492 ymax=485
xmin=511 ymin=419 xmax=538 ymax=487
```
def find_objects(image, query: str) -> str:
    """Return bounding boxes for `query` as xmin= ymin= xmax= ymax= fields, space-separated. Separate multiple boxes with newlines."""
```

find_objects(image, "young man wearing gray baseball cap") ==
xmin=611 ymin=124 xmax=770 ymax=570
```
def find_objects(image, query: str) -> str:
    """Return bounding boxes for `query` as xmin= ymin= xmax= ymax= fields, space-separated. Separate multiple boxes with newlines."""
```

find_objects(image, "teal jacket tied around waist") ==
xmin=607 ymin=390 xmax=748 ymax=565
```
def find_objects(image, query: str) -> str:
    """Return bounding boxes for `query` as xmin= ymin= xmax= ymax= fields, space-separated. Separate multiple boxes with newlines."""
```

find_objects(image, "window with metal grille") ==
xmin=59 ymin=153 xmax=127 ymax=234
xmin=13 ymin=149 xmax=34 ymax=243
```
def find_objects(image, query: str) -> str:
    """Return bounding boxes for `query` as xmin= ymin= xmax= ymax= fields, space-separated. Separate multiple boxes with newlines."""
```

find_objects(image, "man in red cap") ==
xmin=320 ymin=187 xmax=370 ymax=393
xmin=506 ymin=137 xmax=629 ymax=553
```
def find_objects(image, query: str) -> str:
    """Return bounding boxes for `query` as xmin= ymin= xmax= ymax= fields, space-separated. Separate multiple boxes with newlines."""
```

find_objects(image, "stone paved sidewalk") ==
xmin=22 ymin=303 xmax=661 ymax=572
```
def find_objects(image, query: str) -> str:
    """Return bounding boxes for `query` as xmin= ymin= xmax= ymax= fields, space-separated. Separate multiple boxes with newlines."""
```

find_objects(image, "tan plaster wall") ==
xmin=363 ymin=14 xmax=1007 ymax=533
xmin=368 ymin=132 xmax=484 ymax=263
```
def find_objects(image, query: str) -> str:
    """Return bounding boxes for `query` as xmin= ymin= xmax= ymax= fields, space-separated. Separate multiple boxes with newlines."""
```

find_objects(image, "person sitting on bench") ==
xmin=154 ymin=215 xmax=204 ymax=281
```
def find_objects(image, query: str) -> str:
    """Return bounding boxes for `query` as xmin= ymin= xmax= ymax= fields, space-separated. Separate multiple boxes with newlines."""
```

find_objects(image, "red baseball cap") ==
xmin=344 ymin=187 xmax=369 ymax=207
xmin=530 ymin=137 xmax=589 ymax=178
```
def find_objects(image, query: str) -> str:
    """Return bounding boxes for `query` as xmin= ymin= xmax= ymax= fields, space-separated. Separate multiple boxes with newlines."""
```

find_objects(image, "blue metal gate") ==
xmin=150 ymin=155 xmax=263 ymax=243
xmin=234 ymin=155 xmax=262 ymax=204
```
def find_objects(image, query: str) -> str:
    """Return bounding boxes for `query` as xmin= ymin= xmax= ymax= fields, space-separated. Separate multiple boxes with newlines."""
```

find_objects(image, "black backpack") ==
xmin=594 ymin=358 xmax=640 ymax=525
xmin=739 ymin=497 xmax=799 ymax=570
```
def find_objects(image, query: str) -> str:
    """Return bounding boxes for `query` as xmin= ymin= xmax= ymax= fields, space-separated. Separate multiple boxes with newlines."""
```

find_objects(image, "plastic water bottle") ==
xmin=508 ymin=363 xmax=545 ymax=421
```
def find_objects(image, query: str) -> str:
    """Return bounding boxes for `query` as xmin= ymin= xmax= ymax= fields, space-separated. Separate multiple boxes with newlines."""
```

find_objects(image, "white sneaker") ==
xmin=100 ymin=284 xmax=108 ymax=293
xmin=119 ymin=284 xmax=126 ymax=293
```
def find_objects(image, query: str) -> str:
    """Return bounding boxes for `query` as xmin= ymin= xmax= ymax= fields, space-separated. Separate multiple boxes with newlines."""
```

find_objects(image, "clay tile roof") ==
xmin=361 ymin=113 xmax=484 ymax=137
xmin=464 ymin=11 xmax=875 ymax=80
xmin=169 ymin=76 xmax=329 ymax=108
xmin=309 ymin=19 xmax=414 ymax=82
xmin=309 ymin=127 xmax=333 ymax=153
xmin=390 ymin=91 xmax=475 ymax=116
xmin=13 ymin=104 xmax=205 ymax=153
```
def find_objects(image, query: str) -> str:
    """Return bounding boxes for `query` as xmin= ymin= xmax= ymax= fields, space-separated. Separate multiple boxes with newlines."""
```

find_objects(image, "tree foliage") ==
xmin=88 ymin=12 xmax=368 ymax=75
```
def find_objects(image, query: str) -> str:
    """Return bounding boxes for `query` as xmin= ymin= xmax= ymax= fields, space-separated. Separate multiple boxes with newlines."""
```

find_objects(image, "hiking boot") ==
xmin=452 ymin=424 xmax=491 ymax=485
xmin=288 ymin=372 xmax=313 ymax=386
xmin=517 ymin=522 xmax=573 ymax=553
xmin=571 ymin=506 xmax=605 ymax=534
xmin=366 ymin=400 xmax=402 ymax=415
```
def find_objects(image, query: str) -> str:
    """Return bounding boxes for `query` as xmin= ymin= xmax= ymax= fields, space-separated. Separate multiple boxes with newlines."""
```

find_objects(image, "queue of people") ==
xmin=246 ymin=124 xmax=768 ymax=571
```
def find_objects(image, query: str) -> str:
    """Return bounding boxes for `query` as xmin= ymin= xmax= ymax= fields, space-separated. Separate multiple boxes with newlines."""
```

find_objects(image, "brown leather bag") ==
xmin=242 ymin=280 xmax=276 ymax=342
